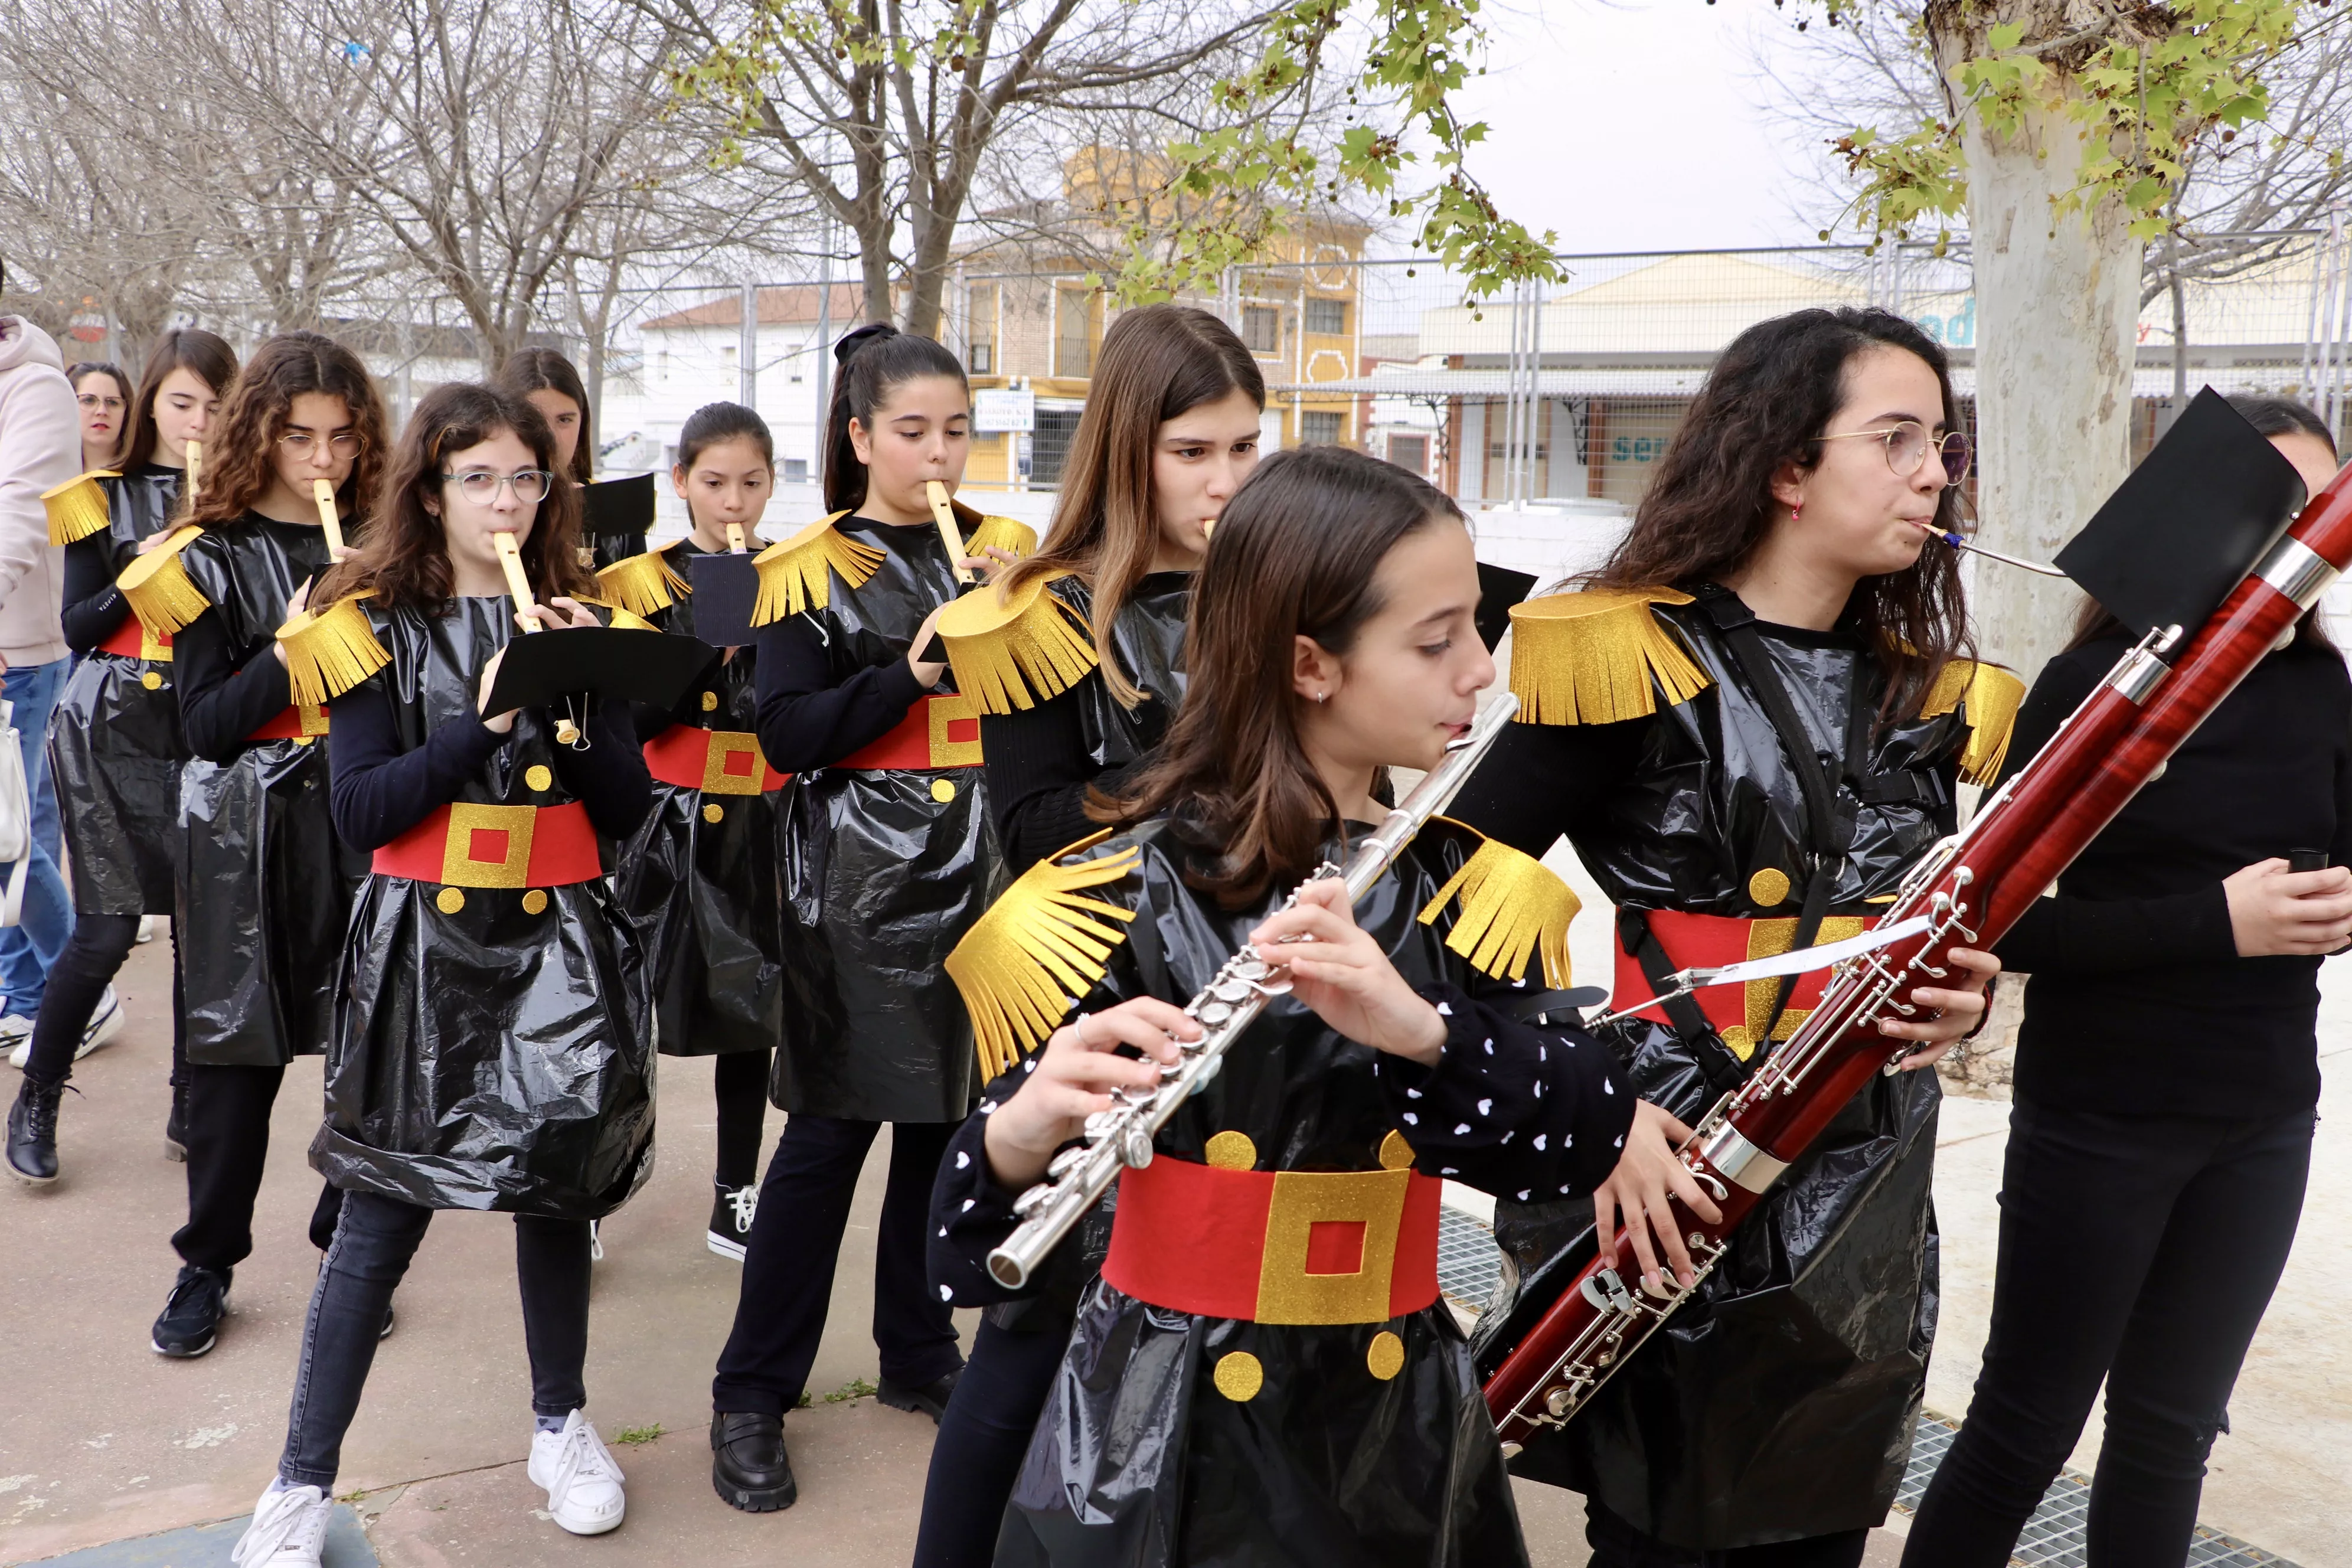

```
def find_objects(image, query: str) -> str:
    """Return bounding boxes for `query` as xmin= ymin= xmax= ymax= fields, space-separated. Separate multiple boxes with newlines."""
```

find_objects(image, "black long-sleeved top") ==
xmin=61 ymin=533 xmax=135 ymax=654
xmin=327 ymin=682 xmax=649 ymax=852
xmin=752 ymin=605 xmax=929 ymax=774
xmin=175 ymin=602 xmax=298 ymax=764
xmin=1994 ymin=629 xmax=2352 ymax=1117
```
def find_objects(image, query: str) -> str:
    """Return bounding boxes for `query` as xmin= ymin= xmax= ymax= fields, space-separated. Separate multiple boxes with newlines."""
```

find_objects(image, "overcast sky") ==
xmin=1433 ymin=0 xmax=1834 ymax=256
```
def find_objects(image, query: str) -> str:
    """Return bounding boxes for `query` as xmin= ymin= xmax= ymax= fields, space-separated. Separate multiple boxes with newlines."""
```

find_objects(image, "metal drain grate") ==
xmin=1433 ymin=1204 xmax=2299 ymax=1568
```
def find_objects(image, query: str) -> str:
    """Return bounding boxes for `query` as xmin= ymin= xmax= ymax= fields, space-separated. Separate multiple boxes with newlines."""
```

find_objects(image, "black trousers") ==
xmin=277 ymin=1190 xmax=590 ymax=1487
xmin=1585 ymin=1502 xmax=1867 ymax=1568
xmin=20 ymin=913 xmax=177 ymax=1086
xmin=914 ymin=1316 xmax=1069 ymax=1567
xmin=1902 ymin=1100 xmax=2314 ymax=1567
xmin=710 ymin=1114 xmax=963 ymax=1417
xmin=711 ymin=1048 xmax=770 ymax=1191
xmin=171 ymin=1061 xmax=341 ymax=1275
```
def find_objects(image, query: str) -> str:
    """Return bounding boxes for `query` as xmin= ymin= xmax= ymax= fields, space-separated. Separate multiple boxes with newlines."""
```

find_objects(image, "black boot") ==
xmin=5 ymin=1076 xmax=62 ymax=1184
xmin=877 ymin=1366 xmax=962 ymax=1424
xmin=710 ymin=1412 xmax=796 ymax=1512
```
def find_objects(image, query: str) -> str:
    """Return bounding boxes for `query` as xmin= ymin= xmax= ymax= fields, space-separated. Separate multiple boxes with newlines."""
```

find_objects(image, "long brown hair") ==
xmin=1001 ymin=305 xmax=1264 ymax=705
xmin=1099 ymin=446 xmax=1462 ymax=907
xmin=1590 ymin=306 xmax=1971 ymax=711
xmin=119 ymin=329 xmax=237 ymax=472
xmin=316 ymin=383 xmax=590 ymax=612
xmin=188 ymin=331 xmax=387 ymax=530
xmin=2066 ymin=394 xmax=2341 ymax=655
xmin=493 ymin=348 xmax=594 ymax=485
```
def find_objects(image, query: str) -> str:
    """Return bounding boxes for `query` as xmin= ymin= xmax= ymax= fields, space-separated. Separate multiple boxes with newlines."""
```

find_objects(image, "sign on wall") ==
xmin=974 ymin=387 xmax=1036 ymax=433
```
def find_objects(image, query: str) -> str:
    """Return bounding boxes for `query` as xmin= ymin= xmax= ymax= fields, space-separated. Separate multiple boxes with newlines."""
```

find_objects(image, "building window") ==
xmin=1056 ymin=287 xmax=1102 ymax=378
xmin=783 ymin=457 xmax=809 ymax=484
xmin=1386 ymin=433 xmax=1428 ymax=473
xmin=968 ymin=284 xmax=998 ymax=375
xmin=1305 ymin=297 xmax=1347 ymax=336
xmin=1301 ymin=411 xmax=1344 ymax=445
xmin=1242 ymin=305 xmax=1280 ymax=354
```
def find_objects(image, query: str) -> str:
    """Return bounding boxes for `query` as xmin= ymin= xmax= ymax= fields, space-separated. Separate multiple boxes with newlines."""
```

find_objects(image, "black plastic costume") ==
xmin=979 ymin=571 xmax=1190 ymax=870
xmin=613 ymin=540 xmax=786 ymax=1060
xmin=930 ymin=817 xmax=1635 ymax=1568
xmin=755 ymin=515 xmax=1007 ymax=1122
xmin=52 ymin=464 xmax=185 ymax=916
xmin=1452 ymin=586 xmax=2005 ymax=1549
xmin=173 ymin=520 xmax=354 ymax=1068
xmin=310 ymin=599 xmax=655 ymax=1219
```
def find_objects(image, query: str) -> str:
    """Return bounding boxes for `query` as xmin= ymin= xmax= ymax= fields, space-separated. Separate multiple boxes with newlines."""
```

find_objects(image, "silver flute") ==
xmin=985 ymin=691 xmax=1524 ymax=1288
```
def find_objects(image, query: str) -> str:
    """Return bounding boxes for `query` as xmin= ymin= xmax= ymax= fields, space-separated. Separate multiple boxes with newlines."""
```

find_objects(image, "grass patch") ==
xmin=612 ymin=1423 xmax=665 ymax=1446
xmin=824 ymin=1376 xmax=878 ymax=1404
xmin=795 ymin=1392 xmax=812 ymax=1409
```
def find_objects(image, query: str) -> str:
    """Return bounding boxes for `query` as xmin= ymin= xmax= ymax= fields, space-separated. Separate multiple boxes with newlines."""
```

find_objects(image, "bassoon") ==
xmin=1482 ymin=463 xmax=2352 ymax=1449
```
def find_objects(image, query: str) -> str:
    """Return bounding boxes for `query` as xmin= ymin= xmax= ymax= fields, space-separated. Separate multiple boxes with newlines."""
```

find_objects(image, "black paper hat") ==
xmin=581 ymin=473 xmax=656 ymax=538
xmin=687 ymin=551 xmax=762 ymax=648
xmin=483 ymin=625 xmax=716 ymax=717
xmin=2054 ymin=387 xmax=2308 ymax=640
xmin=1476 ymin=562 xmax=1539 ymax=652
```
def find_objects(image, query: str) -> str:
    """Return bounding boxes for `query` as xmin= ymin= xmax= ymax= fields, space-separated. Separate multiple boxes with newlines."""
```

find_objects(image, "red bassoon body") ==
xmin=1483 ymin=466 xmax=2352 ymax=1448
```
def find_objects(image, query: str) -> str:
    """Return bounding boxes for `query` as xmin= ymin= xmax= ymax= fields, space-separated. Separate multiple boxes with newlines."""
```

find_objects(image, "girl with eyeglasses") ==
xmin=1449 ymin=307 xmax=2005 ymax=1568
xmin=67 ymin=361 xmax=129 ymax=473
xmin=7 ymin=331 xmax=236 ymax=1186
xmin=123 ymin=331 xmax=387 ymax=1366
xmin=1903 ymin=399 xmax=2351 ymax=1567
xmin=228 ymin=382 xmax=654 ymax=1563
xmin=706 ymin=325 xmax=1031 ymax=1513
xmin=602 ymin=400 xmax=790 ymax=1263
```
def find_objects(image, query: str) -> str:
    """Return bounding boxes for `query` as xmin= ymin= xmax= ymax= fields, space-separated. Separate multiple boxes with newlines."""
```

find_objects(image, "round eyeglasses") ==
xmin=279 ymin=430 xmax=363 ymax=458
xmin=1817 ymin=420 xmax=1971 ymax=487
xmin=441 ymin=469 xmax=554 ymax=504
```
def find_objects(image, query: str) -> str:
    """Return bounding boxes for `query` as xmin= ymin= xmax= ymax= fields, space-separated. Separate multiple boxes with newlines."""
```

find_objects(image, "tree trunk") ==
xmin=1946 ymin=84 xmax=2142 ymax=683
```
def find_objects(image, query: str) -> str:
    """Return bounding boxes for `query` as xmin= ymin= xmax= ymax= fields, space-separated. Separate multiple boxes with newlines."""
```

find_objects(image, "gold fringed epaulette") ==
xmin=1417 ymin=824 xmax=1580 ymax=988
xmin=963 ymin=514 xmax=1038 ymax=561
xmin=1507 ymin=586 xmax=1711 ymax=725
xmin=594 ymin=539 xmax=689 ymax=618
xmin=275 ymin=596 xmax=390 ymax=707
xmin=945 ymin=831 xmax=1142 ymax=1080
xmin=935 ymin=572 xmax=1098 ymax=715
xmin=115 ymin=525 xmax=211 ymax=638
xmin=1922 ymin=657 xmax=2027 ymax=786
xmin=42 ymin=471 xmax=116 ymax=545
xmin=750 ymin=512 xmax=884 ymax=626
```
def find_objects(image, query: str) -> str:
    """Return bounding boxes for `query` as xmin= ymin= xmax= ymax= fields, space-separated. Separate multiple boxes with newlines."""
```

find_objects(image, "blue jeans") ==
xmin=0 ymin=658 xmax=73 ymax=1018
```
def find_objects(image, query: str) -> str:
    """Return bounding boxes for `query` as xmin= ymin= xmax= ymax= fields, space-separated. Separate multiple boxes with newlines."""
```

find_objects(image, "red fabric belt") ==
xmin=96 ymin=615 xmax=171 ymax=661
xmin=371 ymin=801 xmax=602 ymax=888
xmin=1102 ymin=1154 xmax=1442 ymax=1325
xmin=642 ymin=726 xmax=788 ymax=794
xmin=834 ymin=694 xmax=984 ymax=771
xmin=1612 ymin=907 xmax=1872 ymax=1059
xmin=249 ymin=705 xmax=330 ymax=742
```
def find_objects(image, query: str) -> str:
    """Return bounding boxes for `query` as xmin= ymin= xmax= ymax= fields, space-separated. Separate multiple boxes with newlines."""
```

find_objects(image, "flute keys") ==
xmin=1211 ymin=974 xmax=1256 ymax=1001
xmin=1197 ymin=999 xmax=1234 ymax=1027
xmin=1121 ymin=1126 xmax=1154 ymax=1169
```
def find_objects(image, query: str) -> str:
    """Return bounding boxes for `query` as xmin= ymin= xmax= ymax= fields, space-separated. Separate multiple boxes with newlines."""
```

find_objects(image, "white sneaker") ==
xmin=0 ymin=1015 xmax=29 ymax=1068
xmin=229 ymin=1481 xmax=332 ymax=1566
xmin=6 ymin=989 xmax=121 ymax=1070
xmin=136 ymin=914 xmax=161 ymax=945
xmin=528 ymin=1409 xmax=626 ymax=1536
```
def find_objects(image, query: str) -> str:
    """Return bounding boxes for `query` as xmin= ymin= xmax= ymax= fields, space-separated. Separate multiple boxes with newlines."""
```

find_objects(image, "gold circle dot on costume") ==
xmin=1204 ymin=1131 xmax=1257 ymax=1170
xmin=522 ymin=889 xmax=549 ymax=915
xmin=930 ymin=779 xmax=956 ymax=803
xmin=703 ymin=802 xmax=725 ymax=824
xmin=436 ymin=887 xmax=466 ymax=914
xmin=1747 ymin=867 xmax=1791 ymax=907
xmin=140 ymin=671 xmax=163 ymax=690
xmin=701 ymin=691 xmax=720 ymax=712
xmin=1213 ymin=1351 xmax=1263 ymax=1402
xmin=525 ymin=764 xmax=553 ymax=792
xmin=1366 ymin=1331 xmax=1406 ymax=1381
xmin=1378 ymin=1129 xmax=1416 ymax=1171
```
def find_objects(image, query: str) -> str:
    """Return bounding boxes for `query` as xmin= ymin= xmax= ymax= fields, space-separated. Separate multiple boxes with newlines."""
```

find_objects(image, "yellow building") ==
xmin=950 ymin=152 xmax=1370 ymax=487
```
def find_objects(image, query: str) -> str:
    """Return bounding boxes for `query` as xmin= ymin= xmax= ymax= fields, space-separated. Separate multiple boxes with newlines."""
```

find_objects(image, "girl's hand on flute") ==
xmin=1249 ymin=878 xmax=1444 ymax=1065
xmin=959 ymin=545 xmax=1020 ymax=583
xmin=983 ymin=997 xmax=1201 ymax=1189
xmin=520 ymin=597 xmax=599 ymax=632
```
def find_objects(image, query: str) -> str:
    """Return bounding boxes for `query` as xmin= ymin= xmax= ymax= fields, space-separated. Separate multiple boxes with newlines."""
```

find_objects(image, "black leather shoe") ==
xmin=876 ymin=1366 xmax=961 ymax=1425
xmin=5 ymin=1076 xmax=61 ymax=1184
xmin=152 ymin=1265 xmax=230 ymax=1357
xmin=710 ymin=1411 xmax=796 ymax=1511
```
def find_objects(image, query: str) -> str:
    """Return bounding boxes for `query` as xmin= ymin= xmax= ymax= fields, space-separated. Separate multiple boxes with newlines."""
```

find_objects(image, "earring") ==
xmin=1315 ymin=691 xmax=1328 ymax=704
xmin=1791 ymin=501 xmax=1803 ymax=525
